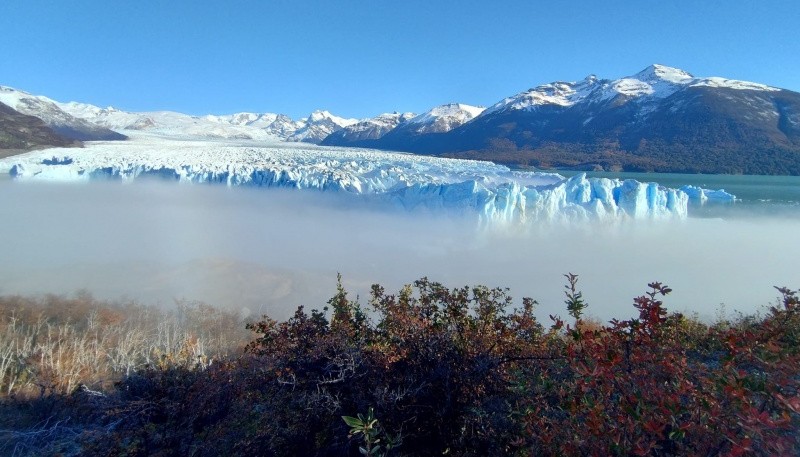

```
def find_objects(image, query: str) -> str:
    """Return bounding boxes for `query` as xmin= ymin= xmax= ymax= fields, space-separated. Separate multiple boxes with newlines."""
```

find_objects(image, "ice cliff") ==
xmin=0 ymin=134 xmax=695 ymax=224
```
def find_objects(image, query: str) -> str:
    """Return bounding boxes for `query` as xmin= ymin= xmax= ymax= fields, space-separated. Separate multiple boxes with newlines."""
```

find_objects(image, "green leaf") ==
xmin=342 ymin=416 xmax=363 ymax=428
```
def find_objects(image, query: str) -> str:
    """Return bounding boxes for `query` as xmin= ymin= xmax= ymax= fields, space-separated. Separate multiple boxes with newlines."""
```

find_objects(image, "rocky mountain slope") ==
xmin=322 ymin=103 xmax=485 ymax=150
xmin=325 ymin=65 xmax=800 ymax=174
xmin=0 ymin=101 xmax=77 ymax=153
xmin=321 ymin=112 xmax=416 ymax=146
xmin=0 ymin=86 xmax=126 ymax=141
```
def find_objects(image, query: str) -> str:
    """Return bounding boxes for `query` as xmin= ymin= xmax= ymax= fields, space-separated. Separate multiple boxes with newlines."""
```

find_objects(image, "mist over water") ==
xmin=1 ymin=180 xmax=797 ymax=322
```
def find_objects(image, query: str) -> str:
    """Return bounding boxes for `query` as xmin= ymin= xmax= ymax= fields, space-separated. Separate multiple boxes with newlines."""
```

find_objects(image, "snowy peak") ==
xmin=483 ymin=64 xmax=781 ymax=116
xmin=287 ymin=110 xmax=358 ymax=143
xmin=303 ymin=110 xmax=357 ymax=128
xmin=483 ymin=76 xmax=603 ymax=115
xmin=0 ymin=86 xmax=126 ymax=141
xmin=375 ymin=111 xmax=416 ymax=125
xmin=322 ymin=112 xmax=416 ymax=143
xmin=208 ymin=112 xmax=280 ymax=128
xmin=55 ymin=95 xmax=358 ymax=143
xmin=59 ymin=101 xmax=157 ymax=131
xmin=0 ymin=85 xmax=58 ymax=111
xmin=203 ymin=112 xmax=307 ymax=138
xmin=632 ymin=64 xmax=694 ymax=84
xmin=5 ymin=63 xmax=786 ymax=152
xmin=407 ymin=103 xmax=485 ymax=133
xmin=632 ymin=64 xmax=779 ymax=93
xmin=690 ymin=77 xmax=779 ymax=92
xmin=602 ymin=64 xmax=695 ymax=100
xmin=58 ymin=101 xmax=290 ymax=141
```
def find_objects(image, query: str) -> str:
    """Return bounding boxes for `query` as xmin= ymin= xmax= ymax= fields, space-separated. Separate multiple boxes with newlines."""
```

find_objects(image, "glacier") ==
xmin=0 ymin=133 xmax=703 ymax=225
xmin=679 ymin=185 xmax=736 ymax=203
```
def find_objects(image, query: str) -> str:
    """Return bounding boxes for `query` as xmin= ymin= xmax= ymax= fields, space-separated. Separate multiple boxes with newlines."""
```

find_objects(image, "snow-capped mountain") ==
xmin=322 ymin=104 xmax=484 ymax=149
xmin=0 ymin=86 xmax=126 ymax=141
xmin=0 ymin=134 xmax=695 ymax=224
xmin=482 ymin=64 xmax=777 ymax=116
xmin=4 ymin=64 xmax=799 ymax=173
xmin=405 ymin=103 xmax=485 ymax=134
xmin=59 ymin=102 xmax=287 ymax=140
xmin=0 ymin=101 xmax=76 ymax=150
xmin=349 ymin=64 xmax=800 ymax=174
xmin=321 ymin=112 xmax=416 ymax=145
xmin=287 ymin=110 xmax=358 ymax=143
xmin=58 ymin=101 xmax=355 ymax=144
xmin=204 ymin=112 xmax=303 ymax=138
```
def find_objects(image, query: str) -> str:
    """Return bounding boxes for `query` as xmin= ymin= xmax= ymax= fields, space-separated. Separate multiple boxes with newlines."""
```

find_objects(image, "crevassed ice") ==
xmin=679 ymin=185 xmax=736 ymax=203
xmin=0 ymin=135 xmax=691 ymax=224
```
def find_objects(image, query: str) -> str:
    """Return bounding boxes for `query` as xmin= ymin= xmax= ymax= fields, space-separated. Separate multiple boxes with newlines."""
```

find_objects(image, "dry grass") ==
xmin=0 ymin=292 xmax=251 ymax=398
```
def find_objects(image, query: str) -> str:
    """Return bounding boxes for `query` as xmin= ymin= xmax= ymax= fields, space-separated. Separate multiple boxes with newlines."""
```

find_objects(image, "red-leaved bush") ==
xmin=519 ymin=281 xmax=799 ymax=455
xmin=2 ymin=276 xmax=797 ymax=456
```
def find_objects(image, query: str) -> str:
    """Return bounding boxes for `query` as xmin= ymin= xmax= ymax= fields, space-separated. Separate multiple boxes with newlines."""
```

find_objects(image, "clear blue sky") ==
xmin=1 ymin=0 xmax=798 ymax=119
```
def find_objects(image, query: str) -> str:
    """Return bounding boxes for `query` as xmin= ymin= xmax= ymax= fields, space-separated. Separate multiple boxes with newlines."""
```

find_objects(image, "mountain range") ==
xmin=2 ymin=64 xmax=799 ymax=174
xmin=324 ymin=65 xmax=800 ymax=175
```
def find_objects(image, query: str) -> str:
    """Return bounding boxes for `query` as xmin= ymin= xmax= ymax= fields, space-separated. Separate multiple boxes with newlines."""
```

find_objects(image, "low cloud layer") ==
xmin=1 ymin=181 xmax=797 ymax=322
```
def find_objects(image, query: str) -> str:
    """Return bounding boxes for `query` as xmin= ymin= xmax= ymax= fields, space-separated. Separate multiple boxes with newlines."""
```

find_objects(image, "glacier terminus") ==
xmin=0 ymin=133 xmax=737 ymax=226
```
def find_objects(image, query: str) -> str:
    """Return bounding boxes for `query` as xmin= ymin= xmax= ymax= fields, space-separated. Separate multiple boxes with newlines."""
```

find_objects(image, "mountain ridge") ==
xmin=0 ymin=101 xmax=78 ymax=154
xmin=323 ymin=64 xmax=800 ymax=175
xmin=3 ymin=64 xmax=800 ymax=174
xmin=0 ymin=86 xmax=126 ymax=141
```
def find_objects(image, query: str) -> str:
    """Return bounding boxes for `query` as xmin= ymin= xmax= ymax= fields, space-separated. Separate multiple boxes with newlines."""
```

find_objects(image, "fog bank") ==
xmin=1 ymin=181 xmax=797 ymax=322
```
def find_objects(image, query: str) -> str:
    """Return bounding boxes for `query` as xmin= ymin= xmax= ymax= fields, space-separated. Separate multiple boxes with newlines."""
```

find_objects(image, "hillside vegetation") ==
xmin=0 ymin=277 xmax=798 ymax=456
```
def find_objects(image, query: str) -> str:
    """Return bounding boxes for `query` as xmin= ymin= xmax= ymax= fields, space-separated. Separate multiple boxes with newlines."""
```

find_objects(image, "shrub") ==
xmin=3 ymin=277 xmax=798 ymax=456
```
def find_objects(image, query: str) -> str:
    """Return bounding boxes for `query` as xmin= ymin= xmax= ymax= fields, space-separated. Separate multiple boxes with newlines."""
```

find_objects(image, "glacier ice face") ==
xmin=679 ymin=185 xmax=737 ymax=203
xmin=0 ymin=133 xmax=692 ymax=225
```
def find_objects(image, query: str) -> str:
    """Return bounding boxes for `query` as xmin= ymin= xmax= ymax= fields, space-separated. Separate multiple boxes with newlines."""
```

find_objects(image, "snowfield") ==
xmin=0 ymin=133 xmax=710 ymax=225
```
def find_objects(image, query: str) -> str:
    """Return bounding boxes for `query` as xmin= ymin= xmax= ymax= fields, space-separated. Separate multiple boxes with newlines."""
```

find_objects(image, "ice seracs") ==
xmin=679 ymin=185 xmax=737 ymax=203
xmin=0 ymin=133 xmax=698 ymax=225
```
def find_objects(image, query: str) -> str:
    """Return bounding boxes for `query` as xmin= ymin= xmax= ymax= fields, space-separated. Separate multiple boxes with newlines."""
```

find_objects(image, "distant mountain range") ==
xmin=2 ymin=64 xmax=800 ymax=174
xmin=324 ymin=65 xmax=800 ymax=175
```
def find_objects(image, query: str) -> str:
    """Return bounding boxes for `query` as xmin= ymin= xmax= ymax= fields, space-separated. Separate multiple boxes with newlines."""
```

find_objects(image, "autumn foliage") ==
xmin=1 ymin=277 xmax=798 ymax=456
